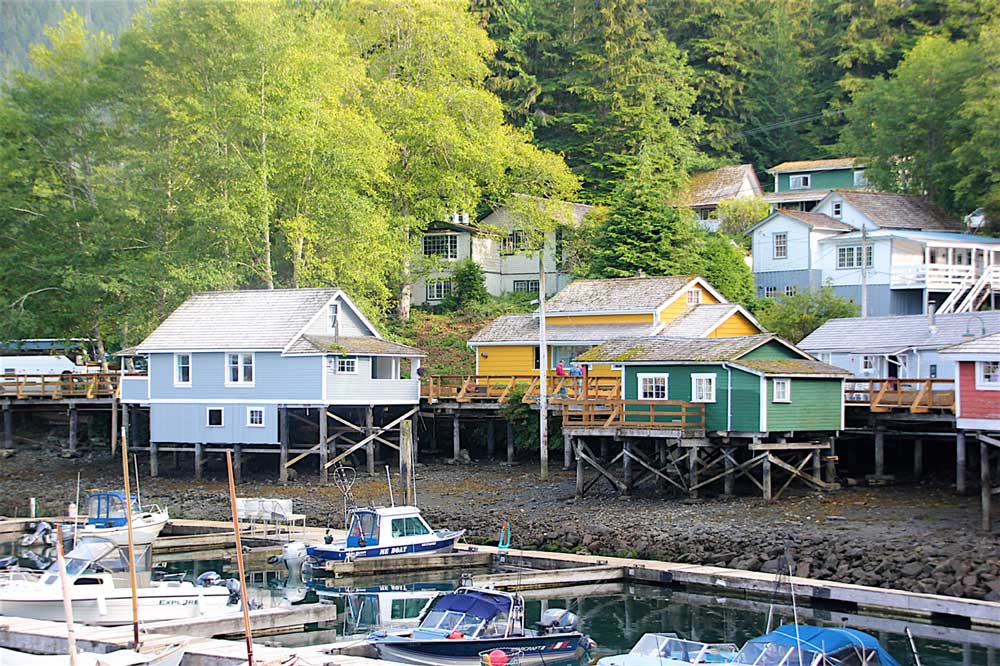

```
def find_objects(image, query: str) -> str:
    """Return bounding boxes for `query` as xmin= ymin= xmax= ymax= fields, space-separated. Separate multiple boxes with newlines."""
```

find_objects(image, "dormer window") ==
xmin=686 ymin=289 xmax=701 ymax=305
xmin=832 ymin=201 xmax=843 ymax=218
xmin=789 ymin=175 xmax=811 ymax=190
xmin=328 ymin=303 xmax=339 ymax=333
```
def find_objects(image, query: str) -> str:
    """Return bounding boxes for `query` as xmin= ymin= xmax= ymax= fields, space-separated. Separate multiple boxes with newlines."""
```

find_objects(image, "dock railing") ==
xmin=0 ymin=372 xmax=121 ymax=399
xmin=844 ymin=378 xmax=955 ymax=413
xmin=423 ymin=374 xmax=621 ymax=405
xmin=561 ymin=399 xmax=704 ymax=430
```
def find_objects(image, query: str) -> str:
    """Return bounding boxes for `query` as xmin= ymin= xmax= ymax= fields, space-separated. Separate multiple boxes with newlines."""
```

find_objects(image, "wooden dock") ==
xmin=319 ymin=550 xmax=493 ymax=577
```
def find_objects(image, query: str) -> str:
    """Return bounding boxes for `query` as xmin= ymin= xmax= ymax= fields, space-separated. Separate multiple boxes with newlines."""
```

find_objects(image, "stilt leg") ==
xmin=319 ymin=408 xmax=329 ymax=484
xmin=194 ymin=442 xmax=204 ymax=481
xmin=575 ymin=439 xmax=584 ymax=497
xmin=563 ymin=432 xmax=572 ymax=470
xmin=982 ymin=442 xmax=992 ymax=532
xmin=3 ymin=403 xmax=12 ymax=450
xmin=279 ymin=407 xmax=290 ymax=483
xmin=688 ymin=447 xmax=699 ymax=499
xmin=957 ymin=431 xmax=967 ymax=494
xmin=874 ymin=426 xmax=885 ymax=478
xmin=452 ymin=413 xmax=460 ymax=461
xmin=623 ymin=440 xmax=633 ymax=495
xmin=68 ymin=404 xmax=78 ymax=452
xmin=763 ymin=454 xmax=773 ymax=501
xmin=913 ymin=437 xmax=923 ymax=480
xmin=506 ymin=421 xmax=514 ymax=463
xmin=234 ymin=443 xmax=242 ymax=484
xmin=487 ymin=420 xmax=495 ymax=460
xmin=724 ymin=447 xmax=735 ymax=496
xmin=149 ymin=441 xmax=159 ymax=477
xmin=365 ymin=407 xmax=375 ymax=475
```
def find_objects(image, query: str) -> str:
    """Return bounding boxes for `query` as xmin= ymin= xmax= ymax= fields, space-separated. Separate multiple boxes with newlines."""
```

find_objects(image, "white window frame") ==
xmin=832 ymin=201 xmax=843 ymax=218
xmin=246 ymin=407 xmax=265 ymax=427
xmin=422 ymin=234 xmax=458 ymax=259
xmin=513 ymin=279 xmax=539 ymax=293
xmin=328 ymin=303 xmax=339 ymax=332
xmin=500 ymin=230 xmax=529 ymax=256
xmin=686 ymin=289 xmax=702 ymax=305
xmin=837 ymin=245 xmax=873 ymax=269
xmin=861 ymin=355 xmax=878 ymax=373
xmin=764 ymin=286 xmax=778 ymax=298
xmin=637 ymin=373 xmax=669 ymax=401
xmin=789 ymin=174 xmax=811 ymax=190
xmin=425 ymin=279 xmax=454 ymax=302
xmin=224 ymin=352 xmax=255 ymax=387
xmin=173 ymin=353 xmax=192 ymax=388
xmin=691 ymin=373 xmax=716 ymax=403
xmin=784 ymin=285 xmax=798 ymax=297
xmin=853 ymin=170 xmax=867 ymax=187
xmin=976 ymin=361 xmax=1000 ymax=390
xmin=206 ymin=407 xmax=224 ymax=428
xmin=773 ymin=232 xmax=788 ymax=259
xmin=336 ymin=357 xmax=357 ymax=374
xmin=773 ymin=378 xmax=792 ymax=403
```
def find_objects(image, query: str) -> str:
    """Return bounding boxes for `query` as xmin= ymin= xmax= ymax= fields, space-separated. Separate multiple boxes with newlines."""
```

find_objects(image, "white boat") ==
xmin=75 ymin=492 xmax=169 ymax=546
xmin=0 ymin=643 xmax=185 ymax=666
xmin=0 ymin=538 xmax=240 ymax=626
xmin=305 ymin=505 xmax=463 ymax=566
xmin=597 ymin=633 xmax=739 ymax=666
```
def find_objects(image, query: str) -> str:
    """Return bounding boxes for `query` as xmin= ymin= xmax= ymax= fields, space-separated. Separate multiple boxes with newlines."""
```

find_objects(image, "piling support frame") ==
xmin=763 ymin=454 xmax=773 ymax=501
xmin=825 ymin=438 xmax=837 ymax=484
xmin=723 ymin=447 xmax=735 ymax=496
xmin=563 ymin=431 xmax=573 ymax=470
xmin=688 ymin=446 xmax=699 ymax=499
xmin=622 ymin=439 xmax=634 ymax=495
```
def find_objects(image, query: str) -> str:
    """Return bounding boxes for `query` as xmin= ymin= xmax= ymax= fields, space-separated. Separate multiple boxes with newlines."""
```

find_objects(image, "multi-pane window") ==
xmin=500 ymin=230 xmax=529 ymax=255
xmin=174 ymin=353 xmax=191 ymax=386
xmin=784 ymin=285 xmax=798 ymax=297
xmin=773 ymin=232 xmax=788 ymax=259
xmin=638 ymin=374 xmax=668 ymax=400
xmin=764 ymin=286 xmax=778 ymax=298
xmin=337 ymin=357 xmax=357 ymax=374
xmin=861 ymin=355 xmax=877 ymax=372
xmin=246 ymin=407 xmax=265 ymax=427
xmin=391 ymin=517 xmax=431 ymax=537
xmin=837 ymin=245 xmax=874 ymax=269
xmin=422 ymin=234 xmax=458 ymax=259
xmin=226 ymin=352 xmax=254 ymax=385
xmin=832 ymin=201 xmax=843 ymax=218
xmin=425 ymin=279 xmax=454 ymax=301
xmin=773 ymin=378 xmax=791 ymax=402
xmin=789 ymin=174 xmax=811 ymax=190
xmin=691 ymin=374 xmax=716 ymax=403
xmin=206 ymin=407 xmax=224 ymax=427
xmin=686 ymin=289 xmax=702 ymax=305
xmin=513 ymin=280 xmax=539 ymax=293
xmin=978 ymin=361 xmax=1000 ymax=389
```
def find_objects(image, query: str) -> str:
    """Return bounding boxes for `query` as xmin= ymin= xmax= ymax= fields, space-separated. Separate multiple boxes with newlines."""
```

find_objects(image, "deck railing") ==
xmin=844 ymin=378 xmax=955 ymax=413
xmin=561 ymin=399 xmax=704 ymax=430
xmin=0 ymin=373 xmax=121 ymax=399
xmin=422 ymin=374 xmax=621 ymax=404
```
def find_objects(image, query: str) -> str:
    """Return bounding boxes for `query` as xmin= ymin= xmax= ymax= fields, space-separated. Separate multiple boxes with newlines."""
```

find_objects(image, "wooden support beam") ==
xmin=575 ymin=441 xmax=627 ymax=493
xmin=763 ymin=454 xmax=772 ymax=501
xmin=983 ymin=441 xmax=993 ymax=533
xmin=452 ymin=413 xmax=461 ymax=461
xmin=914 ymin=437 xmax=923 ymax=479
xmin=723 ymin=447 xmax=735 ymax=496
xmin=324 ymin=407 xmax=419 ymax=469
xmin=575 ymin=438 xmax=584 ymax=497
xmin=120 ymin=403 xmax=130 ymax=457
xmin=68 ymin=404 xmax=78 ymax=452
xmin=279 ymin=407 xmax=290 ymax=482
xmin=319 ymin=409 xmax=329 ymax=483
xmin=365 ymin=407 xmax=375 ymax=475
xmin=688 ymin=446 xmax=699 ymax=499
xmin=767 ymin=453 xmax=835 ymax=491
xmin=690 ymin=452 xmax=767 ymax=493
xmin=773 ymin=452 xmax=814 ymax=501
xmin=412 ymin=415 xmax=420 ymax=464
xmin=563 ymin=431 xmax=572 ymax=470
xmin=874 ymin=426 xmax=885 ymax=477
xmin=622 ymin=439 xmax=634 ymax=495
xmin=194 ymin=442 xmax=203 ymax=481
xmin=825 ymin=438 xmax=837 ymax=484
xmin=957 ymin=430 xmax=967 ymax=494
xmin=3 ymin=403 xmax=12 ymax=450
xmin=149 ymin=440 xmax=159 ymax=478
xmin=110 ymin=398 xmax=118 ymax=455
xmin=656 ymin=441 xmax=667 ymax=493
xmin=401 ymin=419 xmax=414 ymax=506
xmin=624 ymin=444 xmax=687 ymax=493
xmin=234 ymin=444 xmax=242 ymax=484
xmin=506 ymin=420 xmax=514 ymax=463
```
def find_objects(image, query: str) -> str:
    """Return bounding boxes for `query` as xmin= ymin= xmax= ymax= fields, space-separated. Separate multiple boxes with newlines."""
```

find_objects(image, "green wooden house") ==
xmin=575 ymin=334 xmax=850 ymax=435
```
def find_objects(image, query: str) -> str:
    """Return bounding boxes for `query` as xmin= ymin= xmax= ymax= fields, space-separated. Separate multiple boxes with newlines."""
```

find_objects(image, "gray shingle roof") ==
xmin=938 ymin=331 xmax=1000 ymax=355
xmin=577 ymin=335 xmax=778 ymax=363
xmin=137 ymin=288 xmax=338 ymax=352
xmin=763 ymin=190 xmax=831 ymax=204
xmin=799 ymin=311 xmax=1000 ymax=354
xmin=545 ymin=276 xmax=701 ymax=314
xmin=289 ymin=335 xmax=425 ymax=357
xmin=837 ymin=191 xmax=963 ymax=231
xmin=686 ymin=164 xmax=761 ymax=207
xmin=658 ymin=304 xmax=756 ymax=337
xmin=735 ymin=358 xmax=851 ymax=377
xmin=469 ymin=314 xmax=659 ymax=344
xmin=778 ymin=210 xmax=855 ymax=231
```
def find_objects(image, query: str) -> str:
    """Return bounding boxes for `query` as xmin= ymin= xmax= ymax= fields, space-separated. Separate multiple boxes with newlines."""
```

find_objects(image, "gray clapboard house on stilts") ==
xmin=120 ymin=288 xmax=425 ymax=481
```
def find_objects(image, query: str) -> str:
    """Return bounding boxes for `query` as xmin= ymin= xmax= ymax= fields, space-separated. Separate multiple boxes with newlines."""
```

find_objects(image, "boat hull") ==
xmin=306 ymin=530 xmax=463 ymax=563
xmin=0 ymin=588 xmax=236 ymax=626
xmin=373 ymin=632 xmax=586 ymax=666
xmin=78 ymin=513 xmax=169 ymax=546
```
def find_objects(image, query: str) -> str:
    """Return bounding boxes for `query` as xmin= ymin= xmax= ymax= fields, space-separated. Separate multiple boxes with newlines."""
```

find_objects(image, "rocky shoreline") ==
xmin=2 ymin=449 xmax=998 ymax=602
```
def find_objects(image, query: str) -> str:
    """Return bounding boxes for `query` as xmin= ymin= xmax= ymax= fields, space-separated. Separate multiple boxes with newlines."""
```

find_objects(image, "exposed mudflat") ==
xmin=2 ymin=447 xmax=998 ymax=601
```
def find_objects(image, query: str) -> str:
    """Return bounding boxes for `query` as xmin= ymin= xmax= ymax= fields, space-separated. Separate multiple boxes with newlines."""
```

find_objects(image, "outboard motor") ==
xmin=536 ymin=608 xmax=579 ymax=634
xmin=226 ymin=578 xmax=242 ymax=605
xmin=19 ymin=521 xmax=54 ymax=547
xmin=323 ymin=529 xmax=334 ymax=545
xmin=196 ymin=571 xmax=223 ymax=587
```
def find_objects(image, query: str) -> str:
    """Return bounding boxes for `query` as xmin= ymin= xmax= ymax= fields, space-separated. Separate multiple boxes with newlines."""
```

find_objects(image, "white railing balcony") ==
xmin=326 ymin=376 xmax=420 ymax=404
xmin=890 ymin=264 xmax=975 ymax=290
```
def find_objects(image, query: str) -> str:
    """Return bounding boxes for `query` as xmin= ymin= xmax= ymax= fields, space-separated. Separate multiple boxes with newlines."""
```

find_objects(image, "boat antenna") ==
xmin=55 ymin=536 xmax=79 ymax=666
xmin=133 ymin=453 xmax=142 ymax=511
xmin=905 ymin=627 xmax=924 ymax=666
xmin=73 ymin=471 xmax=81 ymax=549
xmin=385 ymin=465 xmax=395 ymax=507
xmin=226 ymin=449 xmax=255 ymax=666
xmin=787 ymin=559 xmax=802 ymax=663
xmin=120 ymin=425 xmax=141 ymax=649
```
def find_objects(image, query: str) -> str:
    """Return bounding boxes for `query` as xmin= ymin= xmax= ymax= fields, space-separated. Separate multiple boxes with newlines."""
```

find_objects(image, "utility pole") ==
xmin=861 ymin=225 xmax=869 ymax=318
xmin=538 ymin=251 xmax=549 ymax=481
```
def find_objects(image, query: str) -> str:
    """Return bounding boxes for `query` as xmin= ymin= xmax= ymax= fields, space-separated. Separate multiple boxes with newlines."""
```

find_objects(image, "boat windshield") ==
xmin=733 ymin=642 xmax=823 ymax=666
xmin=85 ymin=494 xmax=138 ymax=520
xmin=630 ymin=635 xmax=716 ymax=662
xmin=419 ymin=609 xmax=488 ymax=637
xmin=347 ymin=511 xmax=378 ymax=547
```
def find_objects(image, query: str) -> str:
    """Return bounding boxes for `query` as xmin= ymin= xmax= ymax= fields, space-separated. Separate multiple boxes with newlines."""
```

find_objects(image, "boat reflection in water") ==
xmin=311 ymin=581 xmax=454 ymax=634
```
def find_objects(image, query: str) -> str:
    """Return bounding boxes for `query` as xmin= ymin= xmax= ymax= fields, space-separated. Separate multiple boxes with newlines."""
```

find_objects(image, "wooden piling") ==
xmin=688 ymin=447 xmax=699 ymax=499
xmin=622 ymin=439 xmax=633 ymax=495
xmin=365 ymin=407 xmax=375 ymax=474
xmin=279 ymin=407 xmax=290 ymax=482
xmin=194 ymin=442 xmax=204 ymax=481
xmin=234 ymin=444 xmax=242 ymax=484
xmin=723 ymin=447 xmax=735 ymax=496
xmin=763 ymin=454 xmax=773 ymax=501
xmin=563 ymin=431 xmax=572 ymax=470
xmin=487 ymin=420 xmax=495 ymax=460
xmin=2 ymin=403 xmax=12 ymax=450
xmin=68 ymin=404 xmax=78 ymax=452
xmin=914 ymin=437 xmax=923 ymax=479
xmin=874 ymin=426 xmax=885 ymax=477
xmin=111 ymin=399 xmax=119 ymax=455
xmin=452 ymin=413 xmax=460 ymax=461
xmin=575 ymin=439 xmax=584 ymax=497
xmin=400 ymin=419 xmax=414 ymax=506
xmin=957 ymin=430 xmax=967 ymax=494
xmin=656 ymin=440 xmax=667 ymax=493
xmin=825 ymin=437 xmax=837 ymax=483
xmin=506 ymin=420 xmax=514 ymax=463
xmin=319 ymin=408 xmax=328 ymax=484
xmin=982 ymin=441 xmax=992 ymax=533
xmin=149 ymin=441 xmax=159 ymax=477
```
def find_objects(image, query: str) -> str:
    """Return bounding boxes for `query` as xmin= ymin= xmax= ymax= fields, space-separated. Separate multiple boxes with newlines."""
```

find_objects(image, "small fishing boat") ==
xmin=730 ymin=625 xmax=900 ymax=666
xmin=368 ymin=587 xmax=591 ymax=666
xmin=305 ymin=505 xmax=463 ymax=565
xmin=0 ymin=643 xmax=185 ymax=666
xmin=75 ymin=492 xmax=169 ymax=546
xmin=0 ymin=537 xmax=240 ymax=625
xmin=597 ymin=633 xmax=738 ymax=666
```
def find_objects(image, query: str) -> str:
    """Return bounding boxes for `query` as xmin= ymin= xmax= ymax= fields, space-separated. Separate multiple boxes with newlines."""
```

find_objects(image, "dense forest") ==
xmin=0 ymin=0 xmax=997 ymax=351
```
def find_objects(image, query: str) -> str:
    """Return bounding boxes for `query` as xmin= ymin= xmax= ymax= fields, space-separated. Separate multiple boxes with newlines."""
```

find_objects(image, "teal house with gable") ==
xmin=575 ymin=334 xmax=850 ymax=436
xmin=763 ymin=158 xmax=867 ymax=212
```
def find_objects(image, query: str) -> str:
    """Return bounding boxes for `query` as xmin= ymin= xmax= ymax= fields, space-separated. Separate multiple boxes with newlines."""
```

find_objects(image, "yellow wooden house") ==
xmin=468 ymin=275 xmax=762 ymax=378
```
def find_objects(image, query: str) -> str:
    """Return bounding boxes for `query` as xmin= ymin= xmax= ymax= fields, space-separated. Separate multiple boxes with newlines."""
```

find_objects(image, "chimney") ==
xmin=928 ymin=303 xmax=937 ymax=334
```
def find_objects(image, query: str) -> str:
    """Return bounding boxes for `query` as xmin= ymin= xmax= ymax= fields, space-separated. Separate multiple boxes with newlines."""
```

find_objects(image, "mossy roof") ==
xmin=576 ymin=335 xmax=781 ymax=363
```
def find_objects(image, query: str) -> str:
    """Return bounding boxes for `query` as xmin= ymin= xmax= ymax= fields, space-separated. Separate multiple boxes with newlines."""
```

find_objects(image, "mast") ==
xmin=55 ymin=537 xmax=78 ymax=666
xmin=226 ymin=450 xmax=255 ymax=666
xmin=538 ymin=251 xmax=548 ymax=481
xmin=120 ymin=426 xmax=141 ymax=648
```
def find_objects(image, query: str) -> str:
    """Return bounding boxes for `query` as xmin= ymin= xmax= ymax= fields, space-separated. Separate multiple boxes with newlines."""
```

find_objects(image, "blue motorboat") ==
xmin=305 ymin=505 xmax=464 ymax=565
xmin=730 ymin=625 xmax=901 ymax=666
xmin=597 ymin=633 xmax=738 ymax=666
xmin=368 ymin=587 xmax=591 ymax=666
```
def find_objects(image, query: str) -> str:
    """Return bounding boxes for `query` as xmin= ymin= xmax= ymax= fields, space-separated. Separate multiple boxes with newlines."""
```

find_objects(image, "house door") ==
xmin=887 ymin=357 xmax=901 ymax=378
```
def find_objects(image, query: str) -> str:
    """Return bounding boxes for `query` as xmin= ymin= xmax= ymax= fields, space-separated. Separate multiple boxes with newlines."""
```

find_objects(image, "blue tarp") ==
xmin=432 ymin=590 xmax=510 ymax=621
xmin=750 ymin=625 xmax=900 ymax=666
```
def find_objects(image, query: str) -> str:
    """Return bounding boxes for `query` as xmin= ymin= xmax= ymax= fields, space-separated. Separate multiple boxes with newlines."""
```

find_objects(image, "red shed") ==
xmin=941 ymin=331 xmax=1000 ymax=431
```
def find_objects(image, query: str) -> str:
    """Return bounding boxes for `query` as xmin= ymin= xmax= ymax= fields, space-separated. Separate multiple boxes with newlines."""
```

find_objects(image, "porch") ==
xmin=845 ymin=378 xmax=955 ymax=414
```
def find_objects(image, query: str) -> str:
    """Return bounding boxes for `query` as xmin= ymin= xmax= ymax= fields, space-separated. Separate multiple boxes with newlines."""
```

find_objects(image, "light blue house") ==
xmin=748 ymin=190 xmax=1000 ymax=316
xmin=121 ymin=288 xmax=424 ymax=480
